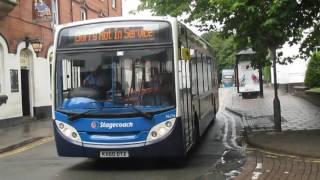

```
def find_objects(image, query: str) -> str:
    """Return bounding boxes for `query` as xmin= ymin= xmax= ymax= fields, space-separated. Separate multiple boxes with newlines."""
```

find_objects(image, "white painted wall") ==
xmin=0 ymin=36 xmax=22 ymax=120
xmin=0 ymin=36 xmax=52 ymax=121
xmin=33 ymin=57 xmax=51 ymax=107
xmin=271 ymin=43 xmax=309 ymax=84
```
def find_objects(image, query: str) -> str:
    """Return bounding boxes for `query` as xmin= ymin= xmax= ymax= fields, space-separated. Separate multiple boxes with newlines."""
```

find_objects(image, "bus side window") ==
xmin=191 ymin=56 xmax=198 ymax=95
xmin=203 ymin=55 xmax=209 ymax=92
xmin=207 ymin=57 xmax=212 ymax=90
xmin=197 ymin=53 xmax=204 ymax=94
xmin=214 ymin=59 xmax=218 ymax=86
xmin=211 ymin=58 xmax=215 ymax=87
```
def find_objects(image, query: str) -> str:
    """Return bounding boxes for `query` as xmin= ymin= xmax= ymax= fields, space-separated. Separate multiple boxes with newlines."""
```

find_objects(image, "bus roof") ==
xmin=53 ymin=16 xmax=213 ymax=57
xmin=54 ymin=16 xmax=177 ymax=32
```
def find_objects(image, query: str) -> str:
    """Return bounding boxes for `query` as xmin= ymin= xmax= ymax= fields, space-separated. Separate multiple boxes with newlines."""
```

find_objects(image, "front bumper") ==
xmin=53 ymin=118 xmax=186 ymax=158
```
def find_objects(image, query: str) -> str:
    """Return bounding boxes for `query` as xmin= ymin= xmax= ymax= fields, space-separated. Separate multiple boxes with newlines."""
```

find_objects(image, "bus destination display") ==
xmin=57 ymin=21 xmax=171 ymax=48
xmin=74 ymin=27 xmax=155 ymax=43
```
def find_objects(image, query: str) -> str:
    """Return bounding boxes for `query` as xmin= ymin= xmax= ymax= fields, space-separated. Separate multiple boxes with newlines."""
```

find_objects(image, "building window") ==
xmin=10 ymin=69 xmax=19 ymax=93
xmin=80 ymin=8 xmax=87 ymax=21
xmin=112 ymin=0 xmax=116 ymax=9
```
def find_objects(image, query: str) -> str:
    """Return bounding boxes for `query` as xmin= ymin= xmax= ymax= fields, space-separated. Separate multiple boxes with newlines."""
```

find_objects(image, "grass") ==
xmin=307 ymin=87 xmax=320 ymax=93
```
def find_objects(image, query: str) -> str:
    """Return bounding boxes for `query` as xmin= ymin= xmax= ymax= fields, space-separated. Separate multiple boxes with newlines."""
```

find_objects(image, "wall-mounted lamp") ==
xmin=0 ymin=95 xmax=8 ymax=106
xmin=25 ymin=36 xmax=43 ymax=54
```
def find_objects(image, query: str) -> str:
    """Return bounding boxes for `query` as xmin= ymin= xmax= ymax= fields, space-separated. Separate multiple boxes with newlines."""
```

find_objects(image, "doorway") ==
xmin=21 ymin=69 xmax=30 ymax=116
xmin=20 ymin=49 xmax=33 ymax=117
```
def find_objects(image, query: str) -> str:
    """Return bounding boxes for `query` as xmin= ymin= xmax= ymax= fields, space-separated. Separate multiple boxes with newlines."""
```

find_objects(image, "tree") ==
xmin=202 ymin=32 xmax=238 ymax=80
xmin=138 ymin=0 xmax=320 ymax=131
xmin=138 ymin=1 xmax=319 ymax=58
xmin=305 ymin=52 xmax=320 ymax=88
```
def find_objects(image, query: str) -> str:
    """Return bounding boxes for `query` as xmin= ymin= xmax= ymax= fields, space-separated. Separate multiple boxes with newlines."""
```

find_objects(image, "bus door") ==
xmin=178 ymin=59 xmax=194 ymax=149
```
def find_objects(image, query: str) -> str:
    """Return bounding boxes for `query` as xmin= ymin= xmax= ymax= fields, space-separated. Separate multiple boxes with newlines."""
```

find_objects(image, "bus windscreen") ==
xmin=55 ymin=48 xmax=175 ymax=115
xmin=57 ymin=21 xmax=172 ymax=49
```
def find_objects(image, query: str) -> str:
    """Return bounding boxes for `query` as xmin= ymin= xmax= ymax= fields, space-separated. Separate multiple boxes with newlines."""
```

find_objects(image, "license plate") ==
xmin=100 ymin=151 xmax=129 ymax=158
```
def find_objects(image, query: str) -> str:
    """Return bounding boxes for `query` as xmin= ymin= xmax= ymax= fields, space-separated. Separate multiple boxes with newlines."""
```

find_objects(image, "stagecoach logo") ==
xmin=91 ymin=121 xmax=98 ymax=129
xmin=90 ymin=121 xmax=134 ymax=129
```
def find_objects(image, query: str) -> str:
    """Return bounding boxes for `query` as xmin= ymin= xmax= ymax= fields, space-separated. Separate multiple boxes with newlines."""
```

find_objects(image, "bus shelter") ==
xmin=235 ymin=48 xmax=262 ymax=98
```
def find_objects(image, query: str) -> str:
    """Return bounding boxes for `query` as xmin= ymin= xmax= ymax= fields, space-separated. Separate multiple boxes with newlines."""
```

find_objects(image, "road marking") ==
xmin=218 ymin=88 xmax=244 ymax=163
xmin=223 ymin=111 xmax=242 ymax=149
xmin=256 ymin=163 xmax=262 ymax=169
xmin=246 ymin=147 xmax=320 ymax=162
xmin=0 ymin=136 xmax=54 ymax=158
xmin=251 ymin=172 xmax=262 ymax=180
xmin=222 ymin=113 xmax=232 ymax=149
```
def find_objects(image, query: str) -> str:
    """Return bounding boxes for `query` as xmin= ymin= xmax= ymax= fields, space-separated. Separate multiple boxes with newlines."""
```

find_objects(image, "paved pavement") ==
xmin=226 ymin=87 xmax=320 ymax=158
xmin=0 ymin=118 xmax=52 ymax=153
xmin=225 ymin=86 xmax=320 ymax=158
xmin=235 ymin=149 xmax=320 ymax=180
xmin=223 ymin=86 xmax=320 ymax=179
xmin=226 ymin=86 xmax=320 ymax=131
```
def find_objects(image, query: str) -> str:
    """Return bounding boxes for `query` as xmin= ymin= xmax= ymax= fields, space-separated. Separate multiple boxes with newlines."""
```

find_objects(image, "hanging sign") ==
xmin=33 ymin=0 xmax=52 ymax=22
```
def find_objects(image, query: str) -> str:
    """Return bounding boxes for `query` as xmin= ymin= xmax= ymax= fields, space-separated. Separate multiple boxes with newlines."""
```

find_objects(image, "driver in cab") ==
xmin=83 ymin=65 xmax=110 ymax=91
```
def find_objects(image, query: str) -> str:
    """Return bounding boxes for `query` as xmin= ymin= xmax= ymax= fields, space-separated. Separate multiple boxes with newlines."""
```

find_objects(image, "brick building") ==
xmin=0 ymin=0 xmax=122 ymax=127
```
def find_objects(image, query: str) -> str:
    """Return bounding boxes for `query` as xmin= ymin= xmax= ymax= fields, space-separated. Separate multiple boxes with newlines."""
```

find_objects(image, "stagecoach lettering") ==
xmin=99 ymin=122 xmax=134 ymax=129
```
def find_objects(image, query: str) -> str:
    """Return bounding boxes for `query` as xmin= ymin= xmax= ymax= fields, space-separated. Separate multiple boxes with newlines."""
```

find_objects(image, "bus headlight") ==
xmin=146 ymin=118 xmax=176 ymax=144
xmin=55 ymin=120 xmax=82 ymax=143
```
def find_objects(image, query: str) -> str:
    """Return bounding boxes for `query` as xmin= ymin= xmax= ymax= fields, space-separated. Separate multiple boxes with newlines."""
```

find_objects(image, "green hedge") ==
xmin=263 ymin=65 xmax=271 ymax=83
xmin=308 ymin=87 xmax=320 ymax=93
xmin=305 ymin=52 xmax=320 ymax=88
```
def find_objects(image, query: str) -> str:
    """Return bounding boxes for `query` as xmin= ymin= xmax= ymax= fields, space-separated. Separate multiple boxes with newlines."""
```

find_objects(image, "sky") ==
xmin=122 ymin=0 xmax=152 ymax=17
xmin=121 ymin=0 xmax=204 ymax=36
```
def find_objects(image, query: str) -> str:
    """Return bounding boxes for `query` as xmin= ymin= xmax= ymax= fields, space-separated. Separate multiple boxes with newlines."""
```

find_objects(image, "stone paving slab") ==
xmin=226 ymin=86 xmax=320 ymax=131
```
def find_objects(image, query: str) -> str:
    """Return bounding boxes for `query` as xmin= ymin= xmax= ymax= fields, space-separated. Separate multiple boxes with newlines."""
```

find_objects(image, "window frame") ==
xmin=112 ymin=0 xmax=116 ymax=9
xmin=80 ymin=8 xmax=87 ymax=21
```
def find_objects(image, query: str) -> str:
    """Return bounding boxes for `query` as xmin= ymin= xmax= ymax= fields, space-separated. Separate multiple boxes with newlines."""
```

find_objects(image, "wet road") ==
xmin=0 ymin=88 xmax=244 ymax=180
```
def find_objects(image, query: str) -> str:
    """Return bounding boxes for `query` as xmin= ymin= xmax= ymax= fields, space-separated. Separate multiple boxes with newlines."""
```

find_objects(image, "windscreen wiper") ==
xmin=68 ymin=109 xmax=96 ymax=121
xmin=129 ymin=106 xmax=153 ymax=120
xmin=64 ymin=107 xmax=152 ymax=121
xmin=66 ymin=103 xmax=120 ymax=121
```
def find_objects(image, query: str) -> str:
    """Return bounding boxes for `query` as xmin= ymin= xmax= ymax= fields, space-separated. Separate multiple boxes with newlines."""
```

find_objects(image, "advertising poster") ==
xmin=237 ymin=60 xmax=260 ymax=93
